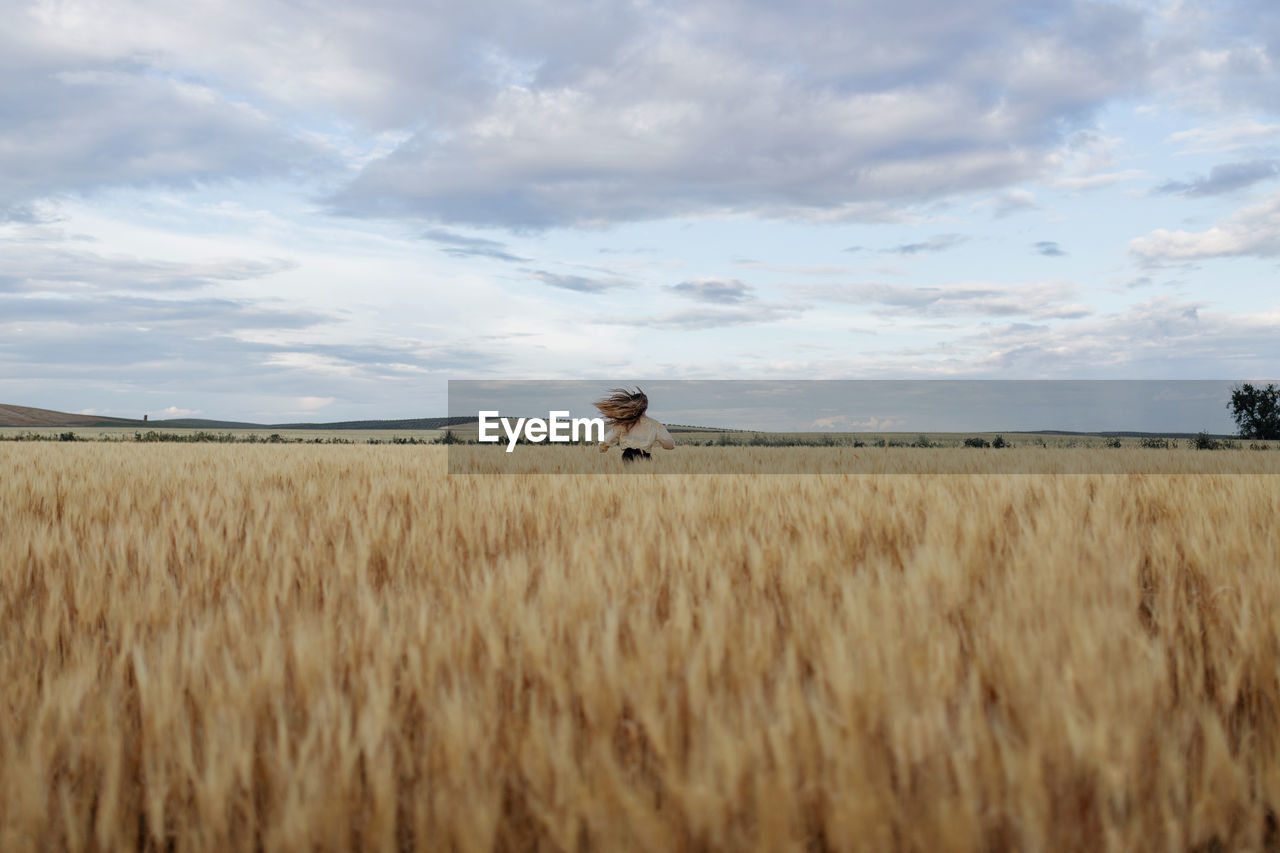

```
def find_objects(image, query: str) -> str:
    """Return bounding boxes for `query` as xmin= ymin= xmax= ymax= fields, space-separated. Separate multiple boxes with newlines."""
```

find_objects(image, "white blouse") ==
xmin=599 ymin=415 xmax=675 ymax=452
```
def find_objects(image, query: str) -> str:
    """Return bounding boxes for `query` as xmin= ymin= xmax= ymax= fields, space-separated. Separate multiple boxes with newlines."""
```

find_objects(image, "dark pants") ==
xmin=621 ymin=448 xmax=652 ymax=463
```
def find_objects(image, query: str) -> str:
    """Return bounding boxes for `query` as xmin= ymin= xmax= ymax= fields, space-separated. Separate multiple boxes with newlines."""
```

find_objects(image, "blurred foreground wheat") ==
xmin=2 ymin=444 xmax=1279 ymax=852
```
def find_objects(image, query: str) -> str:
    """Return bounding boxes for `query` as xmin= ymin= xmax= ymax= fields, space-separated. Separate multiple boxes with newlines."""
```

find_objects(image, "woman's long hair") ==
xmin=595 ymin=387 xmax=648 ymax=429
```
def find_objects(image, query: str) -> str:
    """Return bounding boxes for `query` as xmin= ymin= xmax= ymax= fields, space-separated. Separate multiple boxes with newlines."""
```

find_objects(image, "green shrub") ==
xmin=1191 ymin=431 xmax=1225 ymax=450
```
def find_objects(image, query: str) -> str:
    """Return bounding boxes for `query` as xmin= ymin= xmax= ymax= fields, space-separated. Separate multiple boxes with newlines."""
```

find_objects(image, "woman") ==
xmin=595 ymin=387 xmax=675 ymax=462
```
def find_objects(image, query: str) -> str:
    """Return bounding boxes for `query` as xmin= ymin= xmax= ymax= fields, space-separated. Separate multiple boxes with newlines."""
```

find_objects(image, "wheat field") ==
xmin=2 ymin=443 xmax=1279 ymax=852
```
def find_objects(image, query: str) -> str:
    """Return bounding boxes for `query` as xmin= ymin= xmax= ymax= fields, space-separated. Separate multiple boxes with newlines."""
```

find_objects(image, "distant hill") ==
xmin=1013 ymin=429 xmax=1236 ymax=439
xmin=1 ymin=404 xmax=1233 ymax=438
xmin=0 ymin=404 xmax=142 ymax=428
xmin=0 ymin=404 xmax=473 ymax=431
xmin=158 ymin=416 xmax=475 ymax=431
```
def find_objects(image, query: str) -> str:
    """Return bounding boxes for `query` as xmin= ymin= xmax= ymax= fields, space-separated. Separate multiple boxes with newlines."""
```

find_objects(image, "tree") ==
xmin=1227 ymin=382 xmax=1280 ymax=440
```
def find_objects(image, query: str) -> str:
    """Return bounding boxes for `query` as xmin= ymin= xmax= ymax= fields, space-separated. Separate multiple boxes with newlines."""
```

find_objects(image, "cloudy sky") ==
xmin=2 ymin=0 xmax=1278 ymax=422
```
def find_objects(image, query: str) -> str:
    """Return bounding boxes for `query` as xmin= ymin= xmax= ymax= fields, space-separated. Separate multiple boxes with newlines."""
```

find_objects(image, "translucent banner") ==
xmin=446 ymin=380 xmax=1280 ymax=474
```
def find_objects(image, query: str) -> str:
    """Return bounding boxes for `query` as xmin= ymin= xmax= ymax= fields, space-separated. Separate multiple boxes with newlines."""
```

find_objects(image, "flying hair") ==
xmin=594 ymin=387 xmax=649 ymax=428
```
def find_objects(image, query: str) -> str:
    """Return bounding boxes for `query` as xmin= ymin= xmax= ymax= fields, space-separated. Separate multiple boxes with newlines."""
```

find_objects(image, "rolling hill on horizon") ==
xmin=0 ymin=404 xmax=473 ymax=431
xmin=0 ymin=403 xmax=1239 ymax=439
xmin=0 ymin=404 xmax=142 ymax=428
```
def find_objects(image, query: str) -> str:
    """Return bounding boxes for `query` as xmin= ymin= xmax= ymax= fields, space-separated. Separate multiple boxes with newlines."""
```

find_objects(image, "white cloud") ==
xmin=0 ymin=32 xmax=330 ymax=212
xmin=886 ymin=233 xmax=969 ymax=255
xmin=790 ymin=280 xmax=1092 ymax=320
xmin=732 ymin=260 xmax=860 ymax=277
xmin=1043 ymin=130 xmax=1146 ymax=192
xmin=1150 ymin=0 xmax=1280 ymax=115
xmin=594 ymin=302 xmax=805 ymax=330
xmin=0 ymin=242 xmax=296 ymax=292
xmin=1154 ymin=159 xmax=1279 ymax=197
xmin=976 ymin=188 xmax=1039 ymax=217
xmin=326 ymin=0 xmax=1149 ymax=227
xmin=1168 ymin=120 xmax=1280 ymax=154
xmin=263 ymin=353 xmax=361 ymax=378
xmin=676 ymin=298 xmax=1280 ymax=380
xmin=293 ymin=396 xmax=335 ymax=411
xmin=1051 ymin=170 xmax=1146 ymax=191
xmin=956 ymin=297 xmax=1280 ymax=376
xmin=527 ymin=270 xmax=631 ymax=294
xmin=668 ymin=279 xmax=755 ymax=304
xmin=1130 ymin=193 xmax=1280 ymax=263
xmin=810 ymin=414 xmax=907 ymax=431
